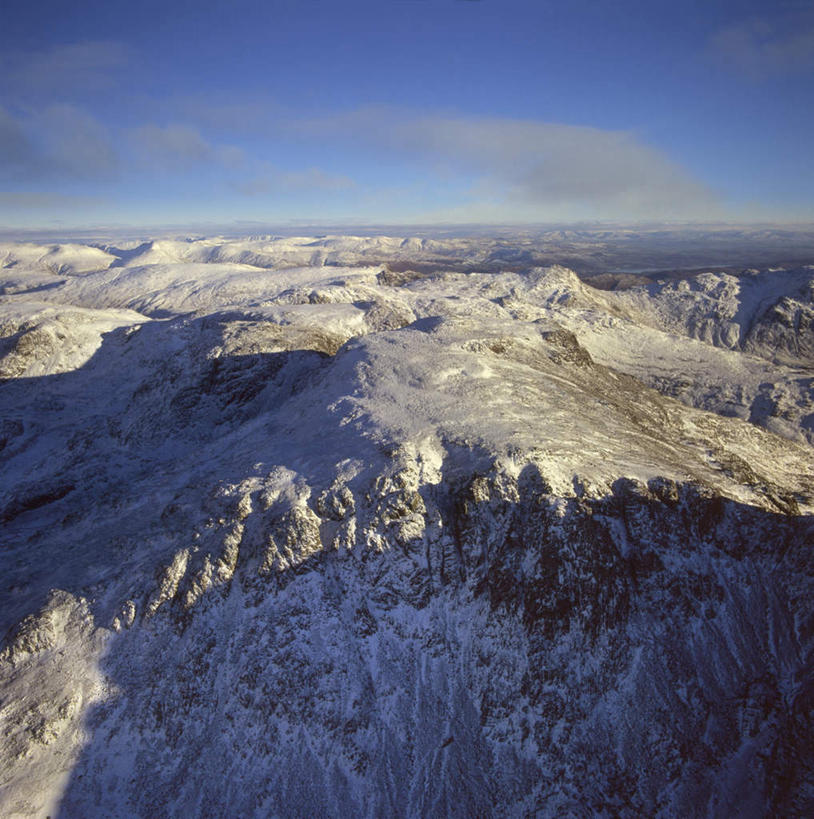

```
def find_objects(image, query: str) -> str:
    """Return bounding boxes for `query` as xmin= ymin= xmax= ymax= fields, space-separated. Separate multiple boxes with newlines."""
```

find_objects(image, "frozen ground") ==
xmin=0 ymin=236 xmax=812 ymax=816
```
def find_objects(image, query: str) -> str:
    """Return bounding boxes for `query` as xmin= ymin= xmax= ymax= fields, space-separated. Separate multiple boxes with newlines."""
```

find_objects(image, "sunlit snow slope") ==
xmin=1 ymin=237 xmax=812 ymax=817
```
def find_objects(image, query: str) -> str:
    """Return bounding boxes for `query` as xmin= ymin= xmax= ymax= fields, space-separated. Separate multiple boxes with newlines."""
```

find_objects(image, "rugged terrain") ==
xmin=1 ymin=236 xmax=813 ymax=817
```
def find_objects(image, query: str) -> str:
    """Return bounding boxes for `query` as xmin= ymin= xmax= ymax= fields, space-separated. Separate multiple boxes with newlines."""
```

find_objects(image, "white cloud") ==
xmin=298 ymin=108 xmax=719 ymax=220
xmin=0 ymin=104 xmax=117 ymax=182
xmin=0 ymin=104 xmax=246 ymax=185
xmin=37 ymin=105 xmax=119 ymax=177
xmin=131 ymin=124 xmax=245 ymax=169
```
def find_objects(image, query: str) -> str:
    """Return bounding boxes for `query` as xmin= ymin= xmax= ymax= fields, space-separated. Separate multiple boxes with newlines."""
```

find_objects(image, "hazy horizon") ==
xmin=3 ymin=218 xmax=814 ymax=241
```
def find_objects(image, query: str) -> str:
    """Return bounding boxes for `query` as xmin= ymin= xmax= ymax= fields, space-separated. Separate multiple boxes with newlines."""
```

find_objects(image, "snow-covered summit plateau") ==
xmin=1 ymin=236 xmax=813 ymax=816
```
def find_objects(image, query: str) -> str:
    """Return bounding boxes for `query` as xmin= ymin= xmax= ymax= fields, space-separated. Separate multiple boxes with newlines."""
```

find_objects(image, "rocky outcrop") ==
xmin=1 ymin=239 xmax=812 ymax=816
xmin=40 ymin=459 xmax=813 ymax=818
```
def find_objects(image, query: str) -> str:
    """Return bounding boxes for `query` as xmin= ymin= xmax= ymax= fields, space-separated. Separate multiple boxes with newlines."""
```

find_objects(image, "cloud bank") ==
xmin=297 ymin=109 xmax=720 ymax=220
xmin=130 ymin=124 xmax=245 ymax=169
xmin=0 ymin=104 xmax=117 ymax=182
xmin=2 ymin=79 xmax=720 ymax=222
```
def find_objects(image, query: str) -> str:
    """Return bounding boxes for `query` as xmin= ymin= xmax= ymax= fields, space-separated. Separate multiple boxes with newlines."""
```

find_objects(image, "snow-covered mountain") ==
xmin=1 ymin=237 xmax=812 ymax=816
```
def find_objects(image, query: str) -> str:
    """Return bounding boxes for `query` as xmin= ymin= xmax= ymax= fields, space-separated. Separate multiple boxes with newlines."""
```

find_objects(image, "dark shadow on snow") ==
xmin=0 ymin=313 xmax=812 ymax=816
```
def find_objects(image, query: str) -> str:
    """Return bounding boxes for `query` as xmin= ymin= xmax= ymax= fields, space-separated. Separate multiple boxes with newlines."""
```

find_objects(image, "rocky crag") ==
xmin=1 ymin=238 xmax=812 ymax=816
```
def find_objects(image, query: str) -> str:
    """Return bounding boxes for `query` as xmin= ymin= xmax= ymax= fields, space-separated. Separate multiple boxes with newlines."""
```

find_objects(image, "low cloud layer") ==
xmin=298 ymin=109 xmax=720 ymax=220
xmin=0 ymin=108 xmax=242 ymax=182
xmin=130 ymin=124 xmax=245 ymax=169
xmin=0 ymin=100 xmax=721 ymax=222
xmin=0 ymin=104 xmax=117 ymax=182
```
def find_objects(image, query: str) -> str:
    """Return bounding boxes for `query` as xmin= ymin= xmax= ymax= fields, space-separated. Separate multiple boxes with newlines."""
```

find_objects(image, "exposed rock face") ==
xmin=0 ymin=592 xmax=108 ymax=818
xmin=24 ymin=467 xmax=812 ymax=818
xmin=0 ymin=238 xmax=812 ymax=816
xmin=528 ymin=266 xmax=814 ymax=446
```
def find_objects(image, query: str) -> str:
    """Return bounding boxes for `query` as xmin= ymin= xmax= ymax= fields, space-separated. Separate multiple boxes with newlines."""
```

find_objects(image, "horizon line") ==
xmin=2 ymin=218 xmax=814 ymax=242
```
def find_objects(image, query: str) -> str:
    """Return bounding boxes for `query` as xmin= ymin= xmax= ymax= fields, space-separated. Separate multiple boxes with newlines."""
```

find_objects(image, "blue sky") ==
xmin=2 ymin=0 xmax=813 ymax=228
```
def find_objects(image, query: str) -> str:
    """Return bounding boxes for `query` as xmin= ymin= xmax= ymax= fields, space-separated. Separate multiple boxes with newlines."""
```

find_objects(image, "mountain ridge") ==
xmin=1 ymin=237 xmax=812 ymax=816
